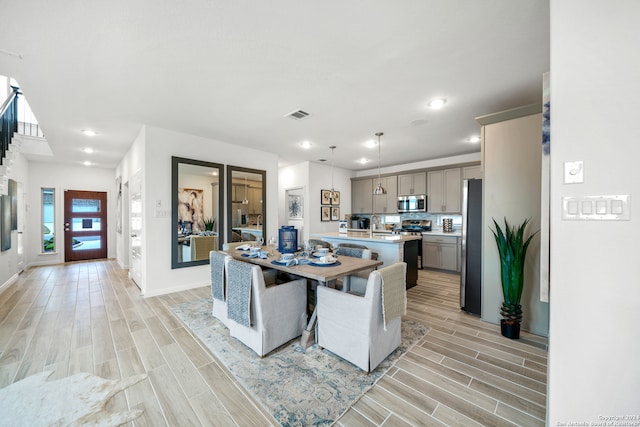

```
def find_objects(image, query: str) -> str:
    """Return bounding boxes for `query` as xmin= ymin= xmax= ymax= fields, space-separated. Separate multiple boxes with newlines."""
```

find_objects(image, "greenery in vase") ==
xmin=491 ymin=218 xmax=538 ymax=324
xmin=203 ymin=217 xmax=216 ymax=231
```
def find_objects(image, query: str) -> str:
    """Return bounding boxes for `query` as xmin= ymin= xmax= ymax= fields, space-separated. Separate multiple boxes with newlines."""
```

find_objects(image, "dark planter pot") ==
xmin=501 ymin=319 xmax=520 ymax=339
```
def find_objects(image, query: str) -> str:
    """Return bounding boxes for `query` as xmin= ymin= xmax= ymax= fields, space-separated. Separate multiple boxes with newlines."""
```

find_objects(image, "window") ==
xmin=42 ymin=188 xmax=55 ymax=253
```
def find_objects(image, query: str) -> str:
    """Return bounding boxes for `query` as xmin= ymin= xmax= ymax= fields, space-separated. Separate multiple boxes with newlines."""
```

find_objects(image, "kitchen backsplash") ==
xmin=352 ymin=212 xmax=462 ymax=231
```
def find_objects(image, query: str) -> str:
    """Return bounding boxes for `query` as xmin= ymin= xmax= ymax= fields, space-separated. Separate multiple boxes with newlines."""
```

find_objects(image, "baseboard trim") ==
xmin=0 ymin=273 xmax=19 ymax=295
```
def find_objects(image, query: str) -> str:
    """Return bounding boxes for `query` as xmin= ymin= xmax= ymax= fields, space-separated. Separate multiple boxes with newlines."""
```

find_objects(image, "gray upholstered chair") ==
xmin=226 ymin=258 xmax=307 ymax=357
xmin=309 ymin=239 xmax=331 ymax=250
xmin=316 ymin=262 xmax=407 ymax=372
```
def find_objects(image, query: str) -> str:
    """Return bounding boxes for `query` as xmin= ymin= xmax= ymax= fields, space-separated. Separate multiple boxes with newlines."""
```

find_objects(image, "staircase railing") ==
xmin=0 ymin=86 xmax=19 ymax=166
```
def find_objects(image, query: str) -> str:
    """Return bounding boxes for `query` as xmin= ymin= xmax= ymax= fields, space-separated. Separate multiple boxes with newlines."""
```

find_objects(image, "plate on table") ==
xmin=312 ymin=252 xmax=332 ymax=257
xmin=272 ymin=258 xmax=294 ymax=265
xmin=310 ymin=258 xmax=341 ymax=267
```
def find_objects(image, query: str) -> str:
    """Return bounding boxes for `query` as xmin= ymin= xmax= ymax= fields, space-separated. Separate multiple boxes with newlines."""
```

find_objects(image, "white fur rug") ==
xmin=0 ymin=371 xmax=147 ymax=427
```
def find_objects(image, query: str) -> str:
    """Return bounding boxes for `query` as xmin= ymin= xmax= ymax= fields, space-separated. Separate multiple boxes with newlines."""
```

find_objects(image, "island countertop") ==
xmin=311 ymin=232 xmax=422 ymax=244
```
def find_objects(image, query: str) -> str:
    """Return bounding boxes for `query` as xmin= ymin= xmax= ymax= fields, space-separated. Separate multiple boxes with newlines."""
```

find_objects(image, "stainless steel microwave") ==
xmin=397 ymin=195 xmax=427 ymax=213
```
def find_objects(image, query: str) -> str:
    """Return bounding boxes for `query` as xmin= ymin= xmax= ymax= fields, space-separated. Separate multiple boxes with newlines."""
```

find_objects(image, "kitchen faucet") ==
xmin=257 ymin=214 xmax=263 ymax=227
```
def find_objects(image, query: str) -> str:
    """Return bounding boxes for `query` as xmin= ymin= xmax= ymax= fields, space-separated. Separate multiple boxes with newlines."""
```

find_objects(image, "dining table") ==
xmin=223 ymin=246 xmax=384 ymax=348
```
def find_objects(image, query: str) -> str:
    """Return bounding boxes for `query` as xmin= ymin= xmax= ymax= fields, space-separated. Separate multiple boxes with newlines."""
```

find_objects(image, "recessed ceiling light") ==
xmin=468 ymin=136 xmax=481 ymax=143
xmin=83 ymin=161 xmax=91 ymax=166
xmin=82 ymin=129 xmax=96 ymax=137
xmin=299 ymin=140 xmax=312 ymax=149
xmin=359 ymin=158 xmax=369 ymax=164
xmin=364 ymin=139 xmax=376 ymax=149
xmin=427 ymin=98 xmax=447 ymax=109
xmin=83 ymin=147 xmax=94 ymax=154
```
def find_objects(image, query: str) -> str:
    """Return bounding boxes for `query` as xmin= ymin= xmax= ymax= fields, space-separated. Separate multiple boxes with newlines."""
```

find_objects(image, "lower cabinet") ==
xmin=422 ymin=235 xmax=459 ymax=272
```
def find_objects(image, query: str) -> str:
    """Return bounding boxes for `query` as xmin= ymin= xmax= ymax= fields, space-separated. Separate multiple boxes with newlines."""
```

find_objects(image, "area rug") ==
xmin=171 ymin=297 xmax=428 ymax=427
xmin=0 ymin=371 xmax=147 ymax=427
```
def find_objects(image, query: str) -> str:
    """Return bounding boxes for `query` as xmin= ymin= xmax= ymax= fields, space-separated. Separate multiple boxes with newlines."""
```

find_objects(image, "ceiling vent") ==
xmin=285 ymin=109 xmax=310 ymax=120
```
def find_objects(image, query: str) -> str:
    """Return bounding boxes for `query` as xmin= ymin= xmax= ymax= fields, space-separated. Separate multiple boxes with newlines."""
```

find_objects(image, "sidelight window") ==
xmin=42 ymin=188 xmax=55 ymax=253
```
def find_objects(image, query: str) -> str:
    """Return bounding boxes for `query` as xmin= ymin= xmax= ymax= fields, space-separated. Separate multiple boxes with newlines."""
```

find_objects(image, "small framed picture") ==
xmin=287 ymin=194 xmax=303 ymax=219
xmin=330 ymin=191 xmax=340 ymax=205
xmin=331 ymin=206 xmax=340 ymax=221
xmin=321 ymin=206 xmax=331 ymax=222
xmin=321 ymin=190 xmax=331 ymax=205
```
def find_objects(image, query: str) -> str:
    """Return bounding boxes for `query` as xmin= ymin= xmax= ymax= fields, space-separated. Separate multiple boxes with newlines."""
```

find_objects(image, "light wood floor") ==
xmin=0 ymin=260 xmax=547 ymax=426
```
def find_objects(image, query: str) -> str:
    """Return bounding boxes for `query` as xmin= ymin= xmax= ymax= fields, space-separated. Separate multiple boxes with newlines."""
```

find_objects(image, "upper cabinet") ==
xmin=372 ymin=175 xmax=398 ymax=214
xmin=248 ymin=186 xmax=262 ymax=214
xmin=398 ymin=172 xmax=426 ymax=195
xmin=428 ymin=168 xmax=461 ymax=213
xmin=463 ymin=165 xmax=482 ymax=180
xmin=351 ymin=179 xmax=373 ymax=214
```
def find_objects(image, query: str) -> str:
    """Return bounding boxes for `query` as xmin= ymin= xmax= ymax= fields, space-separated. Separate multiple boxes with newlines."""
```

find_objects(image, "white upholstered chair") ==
xmin=210 ymin=251 xmax=231 ymax=327
xmin=226 ymin=258 xmax=307 ymax=357
xmin=316 ymin=262 xmax=407 ymax=372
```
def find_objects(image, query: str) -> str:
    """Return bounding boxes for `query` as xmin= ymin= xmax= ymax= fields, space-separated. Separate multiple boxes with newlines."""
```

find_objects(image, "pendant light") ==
xmin=373 ymin=132 xmax=386 ymax=195
xmin=328 ymin=145 xmax=338 ymax=201
xmin=241 ymin=175 xmax=249 ymax=204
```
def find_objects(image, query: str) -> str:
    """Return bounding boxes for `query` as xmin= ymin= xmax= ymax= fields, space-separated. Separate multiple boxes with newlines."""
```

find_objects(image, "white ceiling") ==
xmin=0 ymin=1 xmax=549 ymax=171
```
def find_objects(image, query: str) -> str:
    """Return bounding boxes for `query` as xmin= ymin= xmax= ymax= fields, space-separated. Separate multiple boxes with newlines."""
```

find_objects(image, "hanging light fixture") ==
xmin=328 ymin=145 xmax=338 ymax=201
xmin=241 ymin=175 xmax=249 ymax=204
xmin=373 ymin=132 xmax=386 ymax=195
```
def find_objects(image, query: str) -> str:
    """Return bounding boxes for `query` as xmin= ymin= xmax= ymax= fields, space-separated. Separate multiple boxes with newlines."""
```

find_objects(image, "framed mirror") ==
xmin=172 ymin=156 xmax=225 ymax=269
xmin=226 ymin=166 xmax=266 ymax=246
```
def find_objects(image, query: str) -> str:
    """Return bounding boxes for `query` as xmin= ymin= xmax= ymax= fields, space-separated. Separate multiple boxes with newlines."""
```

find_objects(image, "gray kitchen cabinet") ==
xmin=462 ymin=164 xmax=482 ymax=180
xmin=248 ymin=187 xmax=262 ymax=214
xmin=372 ymin=175 xmax=398 ymax=213
xmin=422 ymin=234 xmax=459 ymax=271
xmin=427 ymin=168 xmax=461 ymax=213
xmin=351 ymin=179 xmax=373 ymax=214
xmin=398 ymin=172 xmax=426 ymax=195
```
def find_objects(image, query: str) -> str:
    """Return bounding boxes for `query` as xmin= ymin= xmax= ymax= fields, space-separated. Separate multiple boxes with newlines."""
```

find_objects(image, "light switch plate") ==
xmin=562 ymin=195 xmax=630 ymax=220
xmin=564 ymin=161 xmax=584 ymax=184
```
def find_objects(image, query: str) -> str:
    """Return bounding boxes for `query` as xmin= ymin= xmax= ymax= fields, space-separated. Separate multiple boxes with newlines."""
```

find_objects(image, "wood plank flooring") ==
xmin=0 ymin=261 xmax=547 ymax=426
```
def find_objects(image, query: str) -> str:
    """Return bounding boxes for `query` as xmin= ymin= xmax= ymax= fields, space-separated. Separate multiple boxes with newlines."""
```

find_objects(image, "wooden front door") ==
xmin=64 ymin=190 xmax=108 ymax=262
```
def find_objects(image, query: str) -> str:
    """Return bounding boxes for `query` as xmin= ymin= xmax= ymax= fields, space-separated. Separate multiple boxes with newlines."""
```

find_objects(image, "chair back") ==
xmin=309 ymin=239 xmax=331 ymax=250
xmin=335 ymin=246 xmax=371 ymax=259
xmin=190 ymin=235 xmax=218 ymax=261
xmin=223 ymin=241 xmax=249 ymax=250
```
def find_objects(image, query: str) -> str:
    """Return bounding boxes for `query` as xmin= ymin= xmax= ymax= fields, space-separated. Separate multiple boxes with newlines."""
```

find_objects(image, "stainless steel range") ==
xmin=394 ymin=220 xmax=431 ymax=271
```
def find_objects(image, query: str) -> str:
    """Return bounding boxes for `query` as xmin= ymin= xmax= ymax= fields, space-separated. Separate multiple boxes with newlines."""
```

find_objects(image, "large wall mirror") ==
xmin=226 ymin=166 xmax=266 ymax=245
xmin=172 ymin=156 xmax=225 ymax=269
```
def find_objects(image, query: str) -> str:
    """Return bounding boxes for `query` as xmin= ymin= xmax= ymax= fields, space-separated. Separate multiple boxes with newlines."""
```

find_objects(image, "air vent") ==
xmin=285 ymin=109 xmax=310 ymax=120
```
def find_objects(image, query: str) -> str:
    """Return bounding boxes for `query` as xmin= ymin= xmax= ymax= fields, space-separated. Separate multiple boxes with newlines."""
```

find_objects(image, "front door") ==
xmin=64 ymin=190 xmax=108 ymax=262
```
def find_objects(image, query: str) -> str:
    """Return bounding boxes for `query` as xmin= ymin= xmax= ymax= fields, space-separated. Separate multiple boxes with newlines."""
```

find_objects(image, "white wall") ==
xmin=548 ymin=1 xmax=640 ymax=423
xmin=128 ymin=125 xmax=279 ymax=297
xmin=279 ymin=161 xmax=354 ymax=242
xmin=26 ymin=161 xmax=116 ymax=267
xmin=0 ymin=151 xmax=28 ymax=288
xmin=481 ymin=112 xmax=548 ymax=336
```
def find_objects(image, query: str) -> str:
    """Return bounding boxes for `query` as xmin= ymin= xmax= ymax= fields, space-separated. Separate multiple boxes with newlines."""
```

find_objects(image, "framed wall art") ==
xmin=287 ymin=194 xmax=303 ymax=219
xmin=8 ymin=178 xmax=17 ymax=230
xmin=330 ymin=191 xmax=340 ymax=205
xmin=321 ymin=190 xmax=331 ymax=205
xmin=321 ymin=206 xmax=331 ymax=222
xmin=331 ymin=206 xmax=340 ymax=221
xmin=1 ymin=195 xmax=11 ymax=251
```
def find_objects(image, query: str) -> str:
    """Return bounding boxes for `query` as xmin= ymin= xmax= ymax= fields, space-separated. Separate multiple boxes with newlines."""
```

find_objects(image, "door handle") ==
xmin=131 ymin=233 xmax=137 ymax=238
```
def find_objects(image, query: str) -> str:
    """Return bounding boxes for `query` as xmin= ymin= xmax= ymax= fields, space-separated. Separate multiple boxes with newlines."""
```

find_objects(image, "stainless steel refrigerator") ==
xmin=460 ymin=179 xmax=482 ymax=315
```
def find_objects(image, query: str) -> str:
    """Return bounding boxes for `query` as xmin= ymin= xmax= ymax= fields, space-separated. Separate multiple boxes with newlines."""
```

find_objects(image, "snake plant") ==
xmin=203 ymin=217 xmax=216 ymax=231
xmin=491 ymin=218 xmax=538 ymax=324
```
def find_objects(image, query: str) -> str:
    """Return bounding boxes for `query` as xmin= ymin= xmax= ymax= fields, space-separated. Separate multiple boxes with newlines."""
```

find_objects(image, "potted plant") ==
xmin=203 ymin=217 xmax=216 ymax=233
xmin=491 ymin=218 xmax=538 ymax=339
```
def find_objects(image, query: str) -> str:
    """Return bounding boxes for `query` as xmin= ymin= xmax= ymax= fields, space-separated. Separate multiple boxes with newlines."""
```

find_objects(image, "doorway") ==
xmin=64 ymin=190 xmax=108 ymax=262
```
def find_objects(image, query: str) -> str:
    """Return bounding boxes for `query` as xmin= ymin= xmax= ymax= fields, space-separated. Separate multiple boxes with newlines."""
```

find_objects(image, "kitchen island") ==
xmin=310 ymin=231 xmax=422 ymax=288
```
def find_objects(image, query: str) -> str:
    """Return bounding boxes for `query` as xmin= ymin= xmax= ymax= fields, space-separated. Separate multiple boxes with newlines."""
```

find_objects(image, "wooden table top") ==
xmin=223 ymin=248 xmax=383 ymax=283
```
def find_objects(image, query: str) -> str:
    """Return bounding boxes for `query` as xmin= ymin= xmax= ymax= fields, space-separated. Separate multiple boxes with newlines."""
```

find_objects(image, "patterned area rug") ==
xmin=0 ymin=371 xmax=147 ymax=427
xmin=171 ymin=298 xmax=428 ymax=427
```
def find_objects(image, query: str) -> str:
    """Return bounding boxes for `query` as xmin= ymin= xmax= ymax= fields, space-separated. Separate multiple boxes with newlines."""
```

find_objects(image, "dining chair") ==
xmin=190 ymin=235 xmax=218 ymax=261
xmin=333 ymin=246 xmax=373 ymax=293
xmin=225 ymin=258 xmax=307 ymax=357
xmin=210 ymin=251 xmax=231 ymax=326
xmin=316 ymin=262 xmax=407 ymax=372
xmin=222 ymin=241 xmax=250 ymax=250
xmin=309 ymin=239 xmax=331 ymax=250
